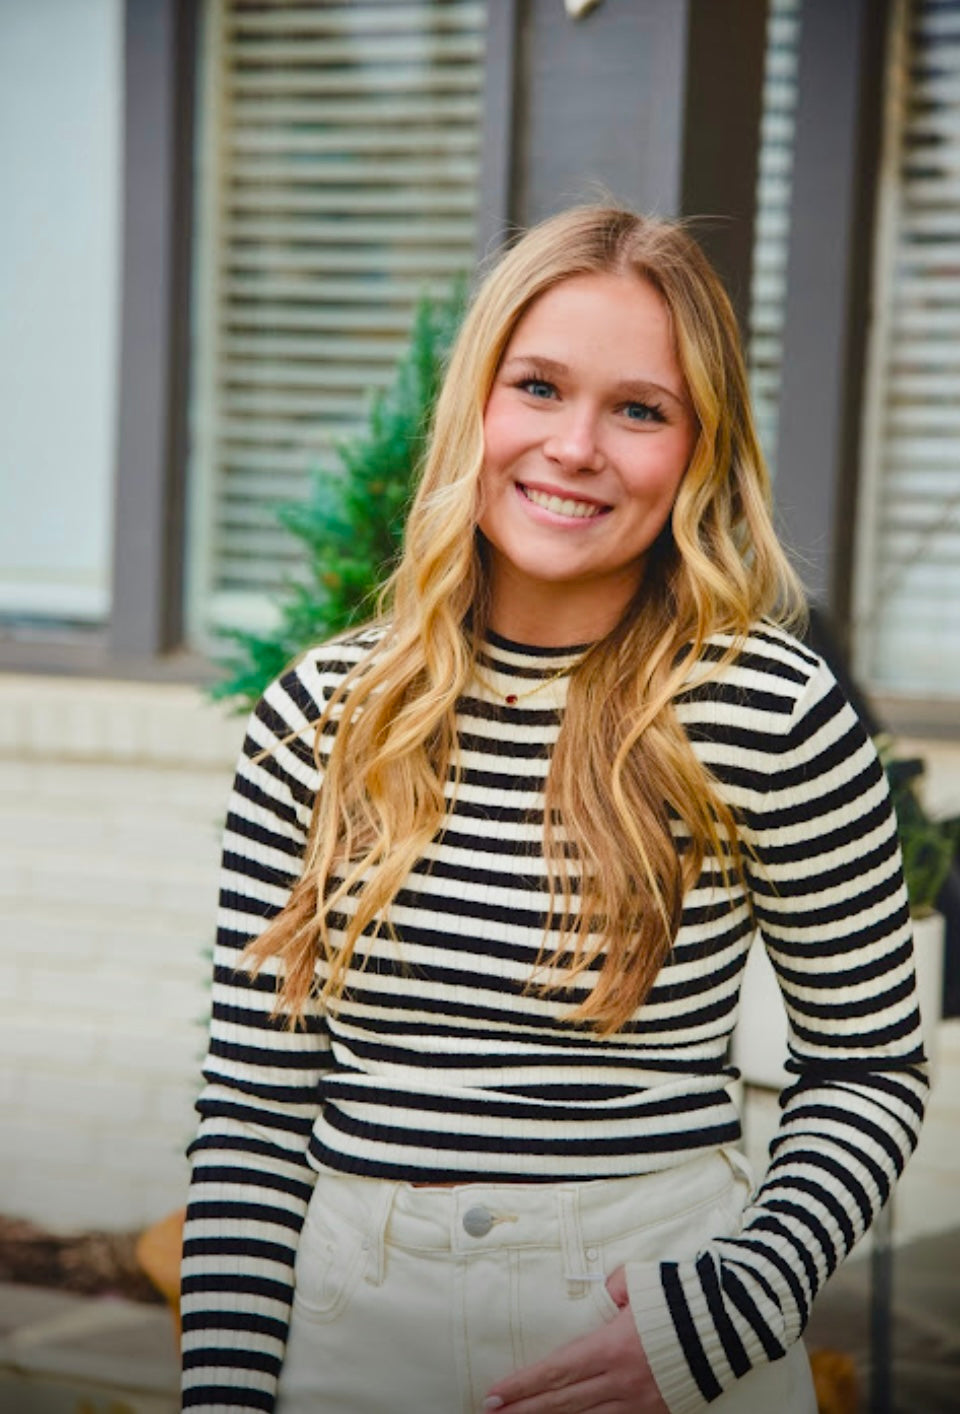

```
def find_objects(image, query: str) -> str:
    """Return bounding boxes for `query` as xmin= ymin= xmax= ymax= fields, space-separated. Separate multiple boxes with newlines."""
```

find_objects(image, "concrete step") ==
xmin=0 ymin=1282 xmax=177 ymax=1414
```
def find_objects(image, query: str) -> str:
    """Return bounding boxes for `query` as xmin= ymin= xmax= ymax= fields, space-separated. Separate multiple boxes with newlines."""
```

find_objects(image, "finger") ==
xmin=486 ymin=1313 xmax=664 ymax=1412
xmin=605 ymin=1264 xmax=629 ymax=1308
xmin=486 ymin=1327 xmax=610 ymax=1406
xmin=484 ymin=1372 xmax=612 ymax=1413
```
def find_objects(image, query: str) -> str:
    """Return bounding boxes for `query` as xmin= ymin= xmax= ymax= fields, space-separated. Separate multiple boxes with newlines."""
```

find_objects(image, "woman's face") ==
xmin=478 ymin=271 xmax=697 ymax=643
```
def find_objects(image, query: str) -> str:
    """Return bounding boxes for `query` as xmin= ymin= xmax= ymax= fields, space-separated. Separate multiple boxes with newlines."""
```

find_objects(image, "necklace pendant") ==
xmin=505 ymin=693 xmax=519 ymax=705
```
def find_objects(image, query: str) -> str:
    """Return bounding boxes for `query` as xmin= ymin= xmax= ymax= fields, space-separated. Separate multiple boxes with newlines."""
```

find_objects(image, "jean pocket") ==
xmin=587 ymin=1276 xmax=623 ymax=1324
xmin=292 ymin=1208 xmax=366 ymax=1323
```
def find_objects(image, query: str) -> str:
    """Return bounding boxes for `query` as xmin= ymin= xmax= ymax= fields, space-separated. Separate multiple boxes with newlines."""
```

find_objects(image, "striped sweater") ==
xmin=181 ymin=624 xmax=929 ymax=1414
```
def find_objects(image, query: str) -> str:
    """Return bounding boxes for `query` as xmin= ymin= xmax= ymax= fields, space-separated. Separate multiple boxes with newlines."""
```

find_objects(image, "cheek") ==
xmin=480 ymin=404 xmax=512 ymax=475
xmin=623 ymin=441 xmax=691 ymax=507
xmin=660 ymin=426 xmax=696 ymax=494
xmin=476 ymin=453 xmax=508 ymax=528
xmin=481 ymin=385 xmax=539 ymax=473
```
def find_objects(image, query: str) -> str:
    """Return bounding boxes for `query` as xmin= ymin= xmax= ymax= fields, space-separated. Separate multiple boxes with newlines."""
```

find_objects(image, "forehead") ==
xmin=507 ymin=272 xmax=673 ymax=347
xmin=503 ymin=271 xmax=683 ymax=384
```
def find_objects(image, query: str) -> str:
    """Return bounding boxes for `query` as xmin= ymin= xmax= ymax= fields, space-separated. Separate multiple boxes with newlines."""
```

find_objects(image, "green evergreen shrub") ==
xmin=212 ymin=286 xmax=465 ymax=711
xmin=879 ymin=740 xmax=960 ymax=916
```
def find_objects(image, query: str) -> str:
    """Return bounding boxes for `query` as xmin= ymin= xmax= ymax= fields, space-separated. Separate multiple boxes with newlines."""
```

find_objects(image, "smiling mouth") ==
xmin=519 ymin=485 xmax=609 ymax=519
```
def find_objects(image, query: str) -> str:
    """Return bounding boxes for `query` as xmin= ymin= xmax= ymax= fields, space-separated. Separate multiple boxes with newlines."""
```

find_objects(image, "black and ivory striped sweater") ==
xmin=181 ymin=624 xmax=928 ymax=1414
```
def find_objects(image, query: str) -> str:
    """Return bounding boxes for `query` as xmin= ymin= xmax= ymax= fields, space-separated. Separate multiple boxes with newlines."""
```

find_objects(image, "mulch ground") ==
xmin=0 ymin=1215 xmax=163 ymax=1304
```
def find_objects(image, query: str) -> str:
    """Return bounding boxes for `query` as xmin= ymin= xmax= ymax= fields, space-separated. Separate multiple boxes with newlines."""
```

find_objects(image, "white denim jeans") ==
xmin=276 ymin=1150 xmax=816 ymax=1414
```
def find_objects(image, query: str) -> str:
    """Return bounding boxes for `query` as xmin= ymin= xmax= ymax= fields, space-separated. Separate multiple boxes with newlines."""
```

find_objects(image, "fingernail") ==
xmin=483 ymin=1400 xmax=504 ymax=1411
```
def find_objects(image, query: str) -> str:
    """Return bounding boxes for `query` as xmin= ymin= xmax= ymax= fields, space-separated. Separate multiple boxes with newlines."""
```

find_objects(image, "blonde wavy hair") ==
xmin=244 ymin=204 xmax=805 ymax=1035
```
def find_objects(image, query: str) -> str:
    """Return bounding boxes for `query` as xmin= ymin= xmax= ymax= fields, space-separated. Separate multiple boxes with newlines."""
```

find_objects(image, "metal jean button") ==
xmin=462 ymin=1204 xmax=495 ymax=1238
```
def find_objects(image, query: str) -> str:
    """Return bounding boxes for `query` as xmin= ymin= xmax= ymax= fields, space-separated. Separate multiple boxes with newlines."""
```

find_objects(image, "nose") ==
xmin=543 ymin=406 xmax=605 ymax=473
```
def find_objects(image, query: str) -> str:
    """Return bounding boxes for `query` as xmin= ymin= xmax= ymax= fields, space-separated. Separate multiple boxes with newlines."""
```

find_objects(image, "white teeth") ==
xmin=522 ymin=486 xmax=604 ymax=519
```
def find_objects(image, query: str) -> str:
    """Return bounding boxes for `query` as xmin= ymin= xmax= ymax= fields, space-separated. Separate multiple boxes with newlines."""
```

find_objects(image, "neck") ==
xmin=486 ymin=574 xmax=638 ymax=648
xmin=482 ymin=544 xmax=646 ymax=647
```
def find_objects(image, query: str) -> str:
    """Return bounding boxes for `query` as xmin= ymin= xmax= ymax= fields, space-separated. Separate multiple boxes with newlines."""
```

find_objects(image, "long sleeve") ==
xmin=180 ymin=667 xmax=331 ymax=1413
xmin=626 ymin=646 xmax=930 ymax=1413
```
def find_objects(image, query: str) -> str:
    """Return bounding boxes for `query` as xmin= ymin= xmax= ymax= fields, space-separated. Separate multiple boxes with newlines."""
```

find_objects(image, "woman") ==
xmin=180 ymin=206 xmax=928 ymax=1414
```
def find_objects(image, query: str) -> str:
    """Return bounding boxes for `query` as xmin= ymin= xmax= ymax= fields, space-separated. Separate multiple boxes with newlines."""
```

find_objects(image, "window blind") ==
xmin=853 ymin=0 xmax=960 ymax=698
xmin=748 ymin=0 xmax=803 ymax=478
xmin=186 ymin=0 xmax=487 ymax=640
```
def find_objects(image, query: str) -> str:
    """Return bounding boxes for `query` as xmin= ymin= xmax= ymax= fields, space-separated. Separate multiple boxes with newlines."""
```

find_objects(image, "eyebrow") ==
xmin=499 ymin=354 xmax=688 ymax=407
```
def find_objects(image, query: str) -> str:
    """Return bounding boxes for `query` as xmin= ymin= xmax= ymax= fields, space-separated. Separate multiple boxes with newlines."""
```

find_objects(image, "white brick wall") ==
xmin=0 ymin=675 xmax=244 ymax=1233
xmin=1 ymin=673 xmax=958 ymax=1245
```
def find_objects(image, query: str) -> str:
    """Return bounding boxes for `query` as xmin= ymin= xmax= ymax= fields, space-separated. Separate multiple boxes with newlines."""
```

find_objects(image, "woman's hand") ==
xmin=482 ymin=1266 xmax=670 ymax=1413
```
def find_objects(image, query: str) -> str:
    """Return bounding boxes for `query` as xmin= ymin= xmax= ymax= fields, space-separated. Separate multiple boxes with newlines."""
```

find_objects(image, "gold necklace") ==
xmin=470 ymin=657 xmax=580 ymax=706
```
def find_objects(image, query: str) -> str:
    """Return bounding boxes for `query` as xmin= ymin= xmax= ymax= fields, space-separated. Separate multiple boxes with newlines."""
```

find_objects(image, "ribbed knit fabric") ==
xmin=180 ymin=624 xmax=928 ymax=1413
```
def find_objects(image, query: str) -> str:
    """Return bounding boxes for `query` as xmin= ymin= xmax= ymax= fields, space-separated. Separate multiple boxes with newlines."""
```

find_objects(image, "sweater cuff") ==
xmin=626 ymin=1261 xmax=719 ymax=1414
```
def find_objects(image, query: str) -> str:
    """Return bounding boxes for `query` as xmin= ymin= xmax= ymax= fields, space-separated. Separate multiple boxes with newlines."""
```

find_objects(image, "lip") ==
xmin=514 ymin=481 xmax=612 ymax=525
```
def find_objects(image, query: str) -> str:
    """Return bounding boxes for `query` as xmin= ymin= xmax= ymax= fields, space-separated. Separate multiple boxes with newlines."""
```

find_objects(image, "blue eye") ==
xmin=622 ymin=401 xmax=665 ymax=424
xmin=519 ymin=378 xmax=557 ymax=399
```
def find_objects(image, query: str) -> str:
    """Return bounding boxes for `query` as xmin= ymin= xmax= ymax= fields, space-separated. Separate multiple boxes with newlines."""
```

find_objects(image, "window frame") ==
xmin=850 ymin=0 xmax=960 ymax=729
xmin=0 ymin=0 xmax=205 ymax=682
xmin=0 ymin=0 xmax=517 ymax=684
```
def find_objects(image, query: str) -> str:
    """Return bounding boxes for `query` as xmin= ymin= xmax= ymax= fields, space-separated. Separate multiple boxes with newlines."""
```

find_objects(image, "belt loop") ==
xmin=558 ymin=1190 xmax=589 ymax=1299
xmin=363 ymin=1180 xmax=395 ymax=1286
xmin=720 ymin=1145 xmax=755 ymax=1191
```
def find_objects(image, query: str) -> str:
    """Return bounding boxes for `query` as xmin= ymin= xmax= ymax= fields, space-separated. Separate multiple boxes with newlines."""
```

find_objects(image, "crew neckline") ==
xmin=483 ymin=627 xmax=594 ymax=659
